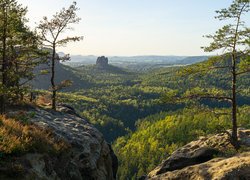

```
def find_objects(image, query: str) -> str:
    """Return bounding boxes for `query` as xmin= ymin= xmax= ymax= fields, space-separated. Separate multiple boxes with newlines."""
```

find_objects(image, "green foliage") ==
xmin=113 ymin=106 xmax=250 ymax=179
xmin=203 ymin=0 xmax=250 ymax=53
xmin=57 ymin=55 xmax=250 ymax=143
xmin=0 ymin=1 xmax=248 ymax=179
xmin=0 ymin=0 xmax=45 ymax=110
xmin=37 ymin=1 xmax=83 ymax=110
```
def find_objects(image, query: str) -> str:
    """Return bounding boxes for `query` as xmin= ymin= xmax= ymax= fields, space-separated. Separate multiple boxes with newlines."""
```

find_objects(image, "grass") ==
xmin=0 ymin=115 xmax=70 ymax=156
xmin=0 ymin=104 xmax=70 ymax=178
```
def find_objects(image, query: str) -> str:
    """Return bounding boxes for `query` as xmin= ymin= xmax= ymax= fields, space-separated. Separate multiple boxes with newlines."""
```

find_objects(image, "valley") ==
xmin=32 ymin=56 xmax=250 ymax=179
xmin=0 ymin=1 xmax=249 ymax=179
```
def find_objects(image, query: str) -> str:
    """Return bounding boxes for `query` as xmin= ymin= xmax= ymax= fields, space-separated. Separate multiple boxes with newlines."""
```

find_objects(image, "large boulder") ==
xmin=151 ymin=147 xmax=220 ymax=175
xmin=4 ymin=106 xmax=117 ymax=180
xmin=148 ymin=129 xmax=250 ymax=179
xmin=148 ymin=152 xmax=250 ymax=180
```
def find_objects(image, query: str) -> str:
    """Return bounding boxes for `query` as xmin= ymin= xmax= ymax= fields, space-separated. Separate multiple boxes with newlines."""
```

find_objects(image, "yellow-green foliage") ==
xmin=0 ymin=115 xmax=69 ymax=156
xmin=58 ymin=92 xmax=98 ymax=103
xmin=113 ymin=106 xmax=250 ymax=179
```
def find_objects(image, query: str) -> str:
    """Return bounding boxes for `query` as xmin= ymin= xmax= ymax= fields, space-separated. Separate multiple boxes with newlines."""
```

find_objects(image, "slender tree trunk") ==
xmin=231 ymin=53 xmax=239 ymax=149
xmin=1 ymin=4 xmax=7 ymax=114
xmin=229 ymin=8 xmax=243 ymax=149
xmin=51 ymin=43 xmax=56 ymax=110
xmin=14 ymin=61 xmax=20 ymax=101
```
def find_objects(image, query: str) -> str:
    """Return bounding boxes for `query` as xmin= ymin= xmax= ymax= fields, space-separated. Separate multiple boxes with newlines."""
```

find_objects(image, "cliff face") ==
xmin=147 ymin=129 xmax=250 ymax=180
xmin=96 ymin=56 xmax=109 ymax=67
xmin=4 ymin=105 xmax=117 ymax=180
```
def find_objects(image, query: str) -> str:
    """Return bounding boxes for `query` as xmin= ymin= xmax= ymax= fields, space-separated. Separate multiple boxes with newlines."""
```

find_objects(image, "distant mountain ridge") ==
xmin=62 ymin=54 xmax=209 ymax=70
xmin=30 ymin=54 xmax=209 ymax=90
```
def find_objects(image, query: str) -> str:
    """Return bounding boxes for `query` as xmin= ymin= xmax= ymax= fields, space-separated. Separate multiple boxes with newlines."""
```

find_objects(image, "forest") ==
xmin=57 ymin=58 xmax=250 ymax=179
xmin=0 ymin=0 xmax=250 ymax=180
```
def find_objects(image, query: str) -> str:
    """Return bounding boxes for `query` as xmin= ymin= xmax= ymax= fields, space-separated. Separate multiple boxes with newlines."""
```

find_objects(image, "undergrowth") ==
xmin=0 ymin=115 xmax=70 ymax=156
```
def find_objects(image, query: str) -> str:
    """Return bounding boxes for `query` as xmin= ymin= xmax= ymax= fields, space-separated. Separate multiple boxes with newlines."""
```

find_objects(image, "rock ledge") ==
xmin=147 ymin=129 xmax=250 ymax=180
xmin=7 ymin=106 xmax=117 ymax=180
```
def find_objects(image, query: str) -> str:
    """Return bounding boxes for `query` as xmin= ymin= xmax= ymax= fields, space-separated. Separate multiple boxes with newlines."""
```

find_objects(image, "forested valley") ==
xmin=0 ymin=0 xmax=249 ymax=180
xmin=54 ymin=58 xmax=250 ymax=179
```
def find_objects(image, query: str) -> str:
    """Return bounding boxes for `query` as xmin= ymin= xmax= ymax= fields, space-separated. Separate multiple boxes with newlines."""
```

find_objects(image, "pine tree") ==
xmin=168 ymin=0 xmax=250 ymax=148
xmin=0 ymin=0 xmax=41 ymax=113
xmin=203 ymin=0 xmax=250 ymax=148
xmin=37 ymin=1 xmax=83 ymax=110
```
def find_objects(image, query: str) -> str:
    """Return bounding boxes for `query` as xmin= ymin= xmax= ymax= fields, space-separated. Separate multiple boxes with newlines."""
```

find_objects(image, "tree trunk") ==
xmin=0 ymin=4 xmax=7 ymax=114
xmin=51 ymin=43 xmax=56 ymax=110
xmin=231 ymin=54 xmax=239 ymax=149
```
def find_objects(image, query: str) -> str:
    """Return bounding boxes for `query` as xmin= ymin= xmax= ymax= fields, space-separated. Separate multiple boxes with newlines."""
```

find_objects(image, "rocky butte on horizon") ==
xmin=96 ymin=56 xmax=109 ymax=66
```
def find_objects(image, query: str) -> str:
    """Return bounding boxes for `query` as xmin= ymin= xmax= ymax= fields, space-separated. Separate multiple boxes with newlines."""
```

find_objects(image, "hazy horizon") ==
xmin=62 ymin=53 xmax=207 ymax=57
xmin=18 ymin=0 xmax=249 ymax=56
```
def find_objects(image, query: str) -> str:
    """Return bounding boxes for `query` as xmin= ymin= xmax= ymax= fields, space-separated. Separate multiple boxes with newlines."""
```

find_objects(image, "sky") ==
xmin=17 ymin=0 xmax=248 ymax=56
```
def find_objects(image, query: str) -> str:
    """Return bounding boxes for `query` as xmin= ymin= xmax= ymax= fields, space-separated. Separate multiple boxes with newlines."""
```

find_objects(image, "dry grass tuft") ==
xmin=0 ymin=115 xmax=70 ymax=156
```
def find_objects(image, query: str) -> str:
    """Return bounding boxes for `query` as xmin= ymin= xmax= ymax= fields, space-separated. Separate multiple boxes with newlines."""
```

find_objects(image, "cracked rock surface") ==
xmin=7 ymin=105 xmax=117 ymax=180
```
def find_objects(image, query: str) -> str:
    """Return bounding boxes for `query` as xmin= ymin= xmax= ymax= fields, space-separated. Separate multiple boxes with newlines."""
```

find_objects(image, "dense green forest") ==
xmin=54 ymin=62 xmax=250 ymax=142
xmin=113 ymin=106 xmax=250 ymax=179
xmin=0 ymin=0 xmax=249 ymax=180
xmin=52 ymin=60 xmax=249 ymax=179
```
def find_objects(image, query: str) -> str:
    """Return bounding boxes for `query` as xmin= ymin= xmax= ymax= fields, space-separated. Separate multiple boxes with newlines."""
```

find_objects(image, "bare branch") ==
xmin=185 ymin=94 xmax=233 ymax=103
xmin=208 ymin=65 xmax=231 ymax=70
xmin=236 ymin=68 xmax=250 ymax=76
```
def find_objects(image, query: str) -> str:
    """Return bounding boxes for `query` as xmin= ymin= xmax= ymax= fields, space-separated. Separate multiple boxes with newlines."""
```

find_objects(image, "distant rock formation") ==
xmin=5 ymin=105 xmax=117 ymax=180
xmin=147 ymin=129 xmax=250 ymax=179
xmin=96 ymin=56 xmax=109 ymax=66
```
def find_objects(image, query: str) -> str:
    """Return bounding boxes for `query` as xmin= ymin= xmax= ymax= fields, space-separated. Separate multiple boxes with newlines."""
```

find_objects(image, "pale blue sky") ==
xmin=18 ymin=0 xmax=249 ymax=56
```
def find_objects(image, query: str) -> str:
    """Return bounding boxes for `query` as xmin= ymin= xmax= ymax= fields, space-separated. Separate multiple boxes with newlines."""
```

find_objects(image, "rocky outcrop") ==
xmin=96 ymin=56 xmax=109 ymax=66
xmin=149 ymin=152 xmax=250 ymax=180
xmin=147 ymin=129 xmax=250 ymax=180
xmin=6 ymin=105 xmax=117 ymax=180
xmin=151 ymin=147 xmax=220 ymax=175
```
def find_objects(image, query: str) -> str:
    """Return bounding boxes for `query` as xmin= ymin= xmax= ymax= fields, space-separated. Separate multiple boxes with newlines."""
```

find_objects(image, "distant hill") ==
xmin=77 ymin=64 xmax=131 ymax=75
xmin=76 ymin=56 xmax=131 ymax=75
xmin=30 ymin=61 xmax=92 ymax=91
xmin=63 ymin=55 xmax=209 ymax=71
xmin=178 ymin=56 xmax=209 ymax=64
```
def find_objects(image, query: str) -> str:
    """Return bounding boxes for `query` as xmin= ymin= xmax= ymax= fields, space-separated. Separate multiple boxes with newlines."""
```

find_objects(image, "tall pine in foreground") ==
xmin=203 ymin=0 xmax=250 ymax=148
xmin=168 ymin=0 xmax=250 ymax=148
xmin=37 ymin=1 xmax=83 ymax=110
xmin=0 ymin=0 xmax=41 ymax=113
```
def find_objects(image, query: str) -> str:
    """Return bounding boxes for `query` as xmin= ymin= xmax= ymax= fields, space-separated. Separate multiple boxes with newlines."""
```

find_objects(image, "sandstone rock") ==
xmin=96 ymin=56 xmax=108 ymax=66
xmin=148 ymin=152 xmax=250 ymax=180
xmin=148 ymin=129 xmax=250 ymax=179
xmin=57 ymin=103 xmax=79 ymax=116
xmin=6 ymin=106 xmax=117 ymax=180
xmin=153 ymin=147 xmax=220 ymax=175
